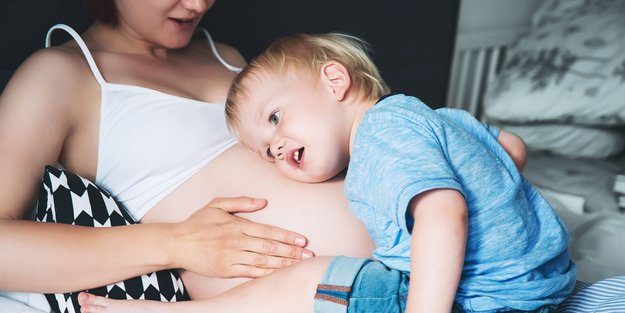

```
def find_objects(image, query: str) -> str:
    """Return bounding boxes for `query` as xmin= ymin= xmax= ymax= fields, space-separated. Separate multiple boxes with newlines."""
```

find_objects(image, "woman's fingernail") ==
xmin=302 ymin=251 xmax=314 ymax=259
xmin=294 ymin=237 xmax=306 ymax=246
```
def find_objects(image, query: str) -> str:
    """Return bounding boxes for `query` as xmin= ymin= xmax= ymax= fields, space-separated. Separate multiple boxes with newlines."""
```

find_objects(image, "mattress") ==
xmin=524 ymin=151 xmax=625 ymax=282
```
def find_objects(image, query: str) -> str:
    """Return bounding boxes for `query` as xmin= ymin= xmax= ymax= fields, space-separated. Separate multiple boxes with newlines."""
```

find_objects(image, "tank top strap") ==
xmin=45 ymin=24 xmax=107 ymax=86
xmin=196 ymin=28 xmax=242 ymax=73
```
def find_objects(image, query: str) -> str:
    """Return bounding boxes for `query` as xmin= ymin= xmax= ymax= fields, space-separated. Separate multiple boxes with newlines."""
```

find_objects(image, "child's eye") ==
xmin=269 ymin=111 xmax=281 ymax=125
xmin=266 ymin=147 xmax=274 ymax=159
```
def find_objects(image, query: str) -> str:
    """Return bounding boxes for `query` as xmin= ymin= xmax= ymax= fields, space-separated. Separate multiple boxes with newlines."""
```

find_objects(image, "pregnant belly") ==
xmin=142 ymin=144 xmax=374 ymax=298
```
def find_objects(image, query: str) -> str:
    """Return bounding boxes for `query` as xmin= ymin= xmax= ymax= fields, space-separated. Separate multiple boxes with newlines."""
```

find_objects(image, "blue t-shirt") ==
xmin=344 ymin=94 xmax=576 ymax=311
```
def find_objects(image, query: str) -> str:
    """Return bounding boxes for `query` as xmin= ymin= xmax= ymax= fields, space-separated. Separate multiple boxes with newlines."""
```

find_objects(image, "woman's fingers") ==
xmin=238 ymin=250 xmax=300 ymax=269
xmin=241 ymin=218 xmax=309 ymax=248
xmin=215 ymin=225 xmax=313 ymax=277
xmin=240 ymin=234 xmax=314 ymax=261
xmin=208 ymin=196 xmax=310 ymax=248
xmin=208 ymin=196 xmax=268 ymax=213
xmin=172 ymin=205 xmax=314 ymax=278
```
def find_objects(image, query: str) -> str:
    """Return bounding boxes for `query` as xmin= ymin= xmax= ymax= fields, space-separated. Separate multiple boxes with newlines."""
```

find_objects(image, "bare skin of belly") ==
xmin=142 ymin=144 xmax=375 ymax=299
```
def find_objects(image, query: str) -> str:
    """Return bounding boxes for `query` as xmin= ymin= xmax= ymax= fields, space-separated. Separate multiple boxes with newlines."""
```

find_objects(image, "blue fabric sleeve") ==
xmin=435 ymin=108 xmax=500 ymax=140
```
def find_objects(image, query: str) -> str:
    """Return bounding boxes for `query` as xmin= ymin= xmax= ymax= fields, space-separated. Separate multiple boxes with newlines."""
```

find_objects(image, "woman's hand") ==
xmin=170 ymin=196 xmax=314 ymax=278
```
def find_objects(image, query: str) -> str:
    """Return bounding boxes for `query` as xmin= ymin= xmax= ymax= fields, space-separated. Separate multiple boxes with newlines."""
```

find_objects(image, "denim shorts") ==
xmin=313 ymin=256 xmax=409 ymax=313
xmin=313 ymin=256 xmax=559 ymax=313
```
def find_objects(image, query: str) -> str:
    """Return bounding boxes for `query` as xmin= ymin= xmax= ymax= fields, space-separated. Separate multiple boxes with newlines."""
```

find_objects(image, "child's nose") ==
xmin=270 ymin=143 xmax=285 ymax=160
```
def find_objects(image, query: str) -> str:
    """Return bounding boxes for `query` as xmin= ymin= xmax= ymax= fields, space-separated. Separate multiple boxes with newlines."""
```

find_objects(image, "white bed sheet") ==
xmin=523 ymin=151 xmax=625 ymax=282
xmin=538 ymin=186 xmax=625 ymax=283
xmin=524 ymin=151 xmax=625 ymax=213
xmin=0 ymin=294 xmax=46 ymax=313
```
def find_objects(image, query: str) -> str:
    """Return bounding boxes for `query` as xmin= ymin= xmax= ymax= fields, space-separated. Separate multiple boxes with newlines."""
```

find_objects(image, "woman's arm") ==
xmin=0 ymin=48 xmax=177 ymax=292
xmin=405 ymin=189 xmax=468 ymax=313
xmin=0 ymin=49 xmax=310 ymax=292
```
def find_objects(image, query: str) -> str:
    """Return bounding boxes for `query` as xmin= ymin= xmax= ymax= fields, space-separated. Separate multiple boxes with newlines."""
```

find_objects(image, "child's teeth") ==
xmin=295 ymin=150 xmax=300 ymax=162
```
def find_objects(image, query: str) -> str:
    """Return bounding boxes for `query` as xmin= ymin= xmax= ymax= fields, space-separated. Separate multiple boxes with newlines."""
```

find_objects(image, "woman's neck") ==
xmin=84 ymin=22 xmax=172 ymax=59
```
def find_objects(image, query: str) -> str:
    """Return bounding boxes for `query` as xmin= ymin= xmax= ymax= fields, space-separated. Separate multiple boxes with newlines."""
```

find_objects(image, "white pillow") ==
xmin=484 ymin=0 xmax=625 ymax=126
xmin=531 ymin=0 xmax=600 ymax=28
xmin=502 ymin=124 xmax=625 ymax=159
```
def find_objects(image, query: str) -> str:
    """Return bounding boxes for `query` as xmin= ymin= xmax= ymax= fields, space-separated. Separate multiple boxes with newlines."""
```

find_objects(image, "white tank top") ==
xmin=46 ymin=24 xmax=240 ymax=220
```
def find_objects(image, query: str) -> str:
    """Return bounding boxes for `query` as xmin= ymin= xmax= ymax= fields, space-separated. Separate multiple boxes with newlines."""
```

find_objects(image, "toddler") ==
xmin=224 ymin=33 xmax=576 ymax=313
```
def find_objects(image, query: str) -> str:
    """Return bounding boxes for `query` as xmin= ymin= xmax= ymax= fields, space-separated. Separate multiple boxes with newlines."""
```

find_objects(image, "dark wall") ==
xmin=0 ymin=0 xmax=90 ymax=92
xmin=203 ymin=1 xmax=459 ymax=107
xmin=0 ymin=1 xmax=459 ymax=107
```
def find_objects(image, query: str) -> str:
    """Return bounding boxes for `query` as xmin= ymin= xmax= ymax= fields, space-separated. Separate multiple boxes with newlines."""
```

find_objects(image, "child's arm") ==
xmin=405 ymin=188 xmax=467 ymax=313
xmin=436 ymin=108 xmax=527 ymax=172
xmin=497 ymin=130 xmax=527 ymax=172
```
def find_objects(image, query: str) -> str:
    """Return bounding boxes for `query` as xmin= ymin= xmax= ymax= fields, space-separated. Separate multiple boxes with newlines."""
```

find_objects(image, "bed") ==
xmin=447 ymin=0 xmax=625 ymax=283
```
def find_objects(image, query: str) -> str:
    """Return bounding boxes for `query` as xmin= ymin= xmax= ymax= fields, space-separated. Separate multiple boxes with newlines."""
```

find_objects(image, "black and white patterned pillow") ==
xmin=36 ymin=165 xmax=189 ymax=313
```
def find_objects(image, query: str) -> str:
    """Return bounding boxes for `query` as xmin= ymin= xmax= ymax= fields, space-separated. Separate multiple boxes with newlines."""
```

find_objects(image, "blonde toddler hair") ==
xmin=225 ymin=32 xmax=390 ymax=128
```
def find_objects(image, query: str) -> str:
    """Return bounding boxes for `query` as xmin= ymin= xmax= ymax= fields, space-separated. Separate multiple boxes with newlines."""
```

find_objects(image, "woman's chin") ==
xmin=159 ymin=32 xmax=194 ymax=49
xmin=165 ymin=39 xmax=192 ymax=50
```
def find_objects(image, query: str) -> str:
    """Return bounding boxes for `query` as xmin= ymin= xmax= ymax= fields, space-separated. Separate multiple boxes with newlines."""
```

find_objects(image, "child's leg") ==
xmin=79 ymin=256 xmax=334 ymax=313
xmin=79 ymin=256 xmax=412 ymax=313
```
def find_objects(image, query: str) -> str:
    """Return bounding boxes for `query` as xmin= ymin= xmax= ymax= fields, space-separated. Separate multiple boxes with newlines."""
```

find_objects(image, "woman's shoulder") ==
xmin=15 ymin=44 xmax=95 ymax=89
xmin=3 ymin=44 xmax=98 ymax=114
xmin=188 ymin=37 xmax=247 ymax=68
xmin=213 ymin=42 xmax=247 ymax=68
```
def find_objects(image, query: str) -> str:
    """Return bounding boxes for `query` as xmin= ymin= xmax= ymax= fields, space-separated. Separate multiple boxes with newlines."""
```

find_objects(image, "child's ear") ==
xmin=320 ymin=61 xmax=351 ymax=101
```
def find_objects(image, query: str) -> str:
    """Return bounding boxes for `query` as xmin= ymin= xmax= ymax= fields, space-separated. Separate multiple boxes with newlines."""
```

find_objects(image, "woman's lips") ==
xmin=169 ymin=17 xmax=195 ymax=30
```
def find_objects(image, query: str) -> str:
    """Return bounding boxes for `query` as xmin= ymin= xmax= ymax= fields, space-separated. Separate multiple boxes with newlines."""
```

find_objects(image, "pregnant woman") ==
xmin=0 ymin=0 xmax=373 ymax=310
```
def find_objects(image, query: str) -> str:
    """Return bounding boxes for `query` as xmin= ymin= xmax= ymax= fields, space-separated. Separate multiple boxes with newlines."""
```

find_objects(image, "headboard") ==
xmin=0 ymin=1 xmax=460 ymax=109
xmin=445 ymin=26 xmax=530 ymax=118
xmin=448 ymin=0 xmax=625 ymax=161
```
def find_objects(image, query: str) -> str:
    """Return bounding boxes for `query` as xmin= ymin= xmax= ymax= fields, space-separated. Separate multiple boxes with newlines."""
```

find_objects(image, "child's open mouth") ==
xmin=294 ymin=147 xmax=304 ymax=164
xmin=288 ymin=147 xmax=305 ymax=168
